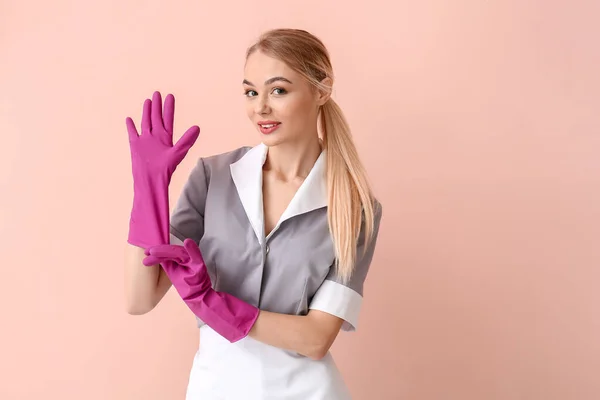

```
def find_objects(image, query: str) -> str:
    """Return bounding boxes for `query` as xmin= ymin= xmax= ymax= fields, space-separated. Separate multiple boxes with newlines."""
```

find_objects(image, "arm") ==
xmin=123 ymin=91 xmax=200 ymax=314
xmin=124 ymin=244 xmax=172 ymax=315
xmin=142 ymin=196 xmax=381 ymax=349
xmin=125 ymin=156 xmax=209 ymax=315
xmin=250 ymin=201 xmax=384 ymax=359
xmin=248 ymin=310 xmax=344 ymax=360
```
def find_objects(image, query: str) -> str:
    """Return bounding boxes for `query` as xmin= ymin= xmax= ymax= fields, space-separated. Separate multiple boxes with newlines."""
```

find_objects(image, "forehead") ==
xmin=244 ymin=50 xmax=300 ymax=83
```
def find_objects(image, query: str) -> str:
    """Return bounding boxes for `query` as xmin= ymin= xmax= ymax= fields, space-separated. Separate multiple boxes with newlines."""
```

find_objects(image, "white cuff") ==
xmin=309 ymin=280 xmax=363 ymax=332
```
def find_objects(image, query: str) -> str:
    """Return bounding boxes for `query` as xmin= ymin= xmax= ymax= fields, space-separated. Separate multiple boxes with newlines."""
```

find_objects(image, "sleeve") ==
xmin=308 ymin=201 xmax=383 ymax=332
xmin=169 ymin=157 xmax=209 ymax=246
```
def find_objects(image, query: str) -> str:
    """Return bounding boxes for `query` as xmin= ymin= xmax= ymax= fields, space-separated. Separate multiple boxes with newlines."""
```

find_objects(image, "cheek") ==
xmin=277 ymin=97 xmax=312 ymax=122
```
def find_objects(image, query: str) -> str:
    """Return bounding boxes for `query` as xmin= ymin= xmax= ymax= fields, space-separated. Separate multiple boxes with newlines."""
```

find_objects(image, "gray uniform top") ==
xmin=169 ymin=143 xmax=383 ymax=332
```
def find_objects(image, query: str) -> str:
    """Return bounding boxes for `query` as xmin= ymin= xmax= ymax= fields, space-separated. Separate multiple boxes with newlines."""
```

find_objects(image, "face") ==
xmin=243 ymin=50 xmax=331 ymax=147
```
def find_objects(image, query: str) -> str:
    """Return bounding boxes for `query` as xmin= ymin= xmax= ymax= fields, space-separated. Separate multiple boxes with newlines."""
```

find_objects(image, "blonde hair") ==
xmin=246 ymin=28 xmax=377 ymax=283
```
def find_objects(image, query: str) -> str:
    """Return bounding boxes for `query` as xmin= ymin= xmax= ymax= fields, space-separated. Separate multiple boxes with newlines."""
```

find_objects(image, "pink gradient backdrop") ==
xmin=1 ymin=1 xmax=599 ymax=399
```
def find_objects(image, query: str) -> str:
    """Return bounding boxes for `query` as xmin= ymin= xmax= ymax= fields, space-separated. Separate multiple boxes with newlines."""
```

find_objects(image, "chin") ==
xmin=258 ymin=132 xmax=286 ymax=148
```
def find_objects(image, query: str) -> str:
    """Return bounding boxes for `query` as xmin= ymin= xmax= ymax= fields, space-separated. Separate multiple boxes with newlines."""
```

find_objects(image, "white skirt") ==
xmin=185 ymin=325 xmax=352 ymax=400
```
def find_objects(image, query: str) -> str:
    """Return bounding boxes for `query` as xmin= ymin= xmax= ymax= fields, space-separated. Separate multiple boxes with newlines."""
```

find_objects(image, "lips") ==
xmin=258 ymin=121 xmax=281 ymax=135
xmin=258 ymin=121 xmax=281 ymax=128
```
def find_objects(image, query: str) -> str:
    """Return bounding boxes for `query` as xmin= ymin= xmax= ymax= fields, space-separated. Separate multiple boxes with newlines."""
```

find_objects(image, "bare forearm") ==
xmin=248 ymin=310 xmax=343 ymax=360
xmin=124 ymin=243 xmax=171 ymax=314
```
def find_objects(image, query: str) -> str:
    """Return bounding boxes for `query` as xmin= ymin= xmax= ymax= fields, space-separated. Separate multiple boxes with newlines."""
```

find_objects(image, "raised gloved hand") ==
xmin=126 ymin=91 xmax=200 ymax=249
xmin=143 ymin=238 xmax=260 ymax=343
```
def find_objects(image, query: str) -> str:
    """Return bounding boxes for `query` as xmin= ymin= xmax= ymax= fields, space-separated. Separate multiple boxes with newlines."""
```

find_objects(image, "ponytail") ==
xmin=320 ymin=99 xmax=376 ymax=283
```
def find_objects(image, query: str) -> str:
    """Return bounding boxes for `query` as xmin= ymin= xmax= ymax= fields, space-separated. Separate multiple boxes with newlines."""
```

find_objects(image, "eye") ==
xmin=244 ymin=89 xmax=257 ymax=97
xmin=272 ymin=87 xmax=287 ymax=95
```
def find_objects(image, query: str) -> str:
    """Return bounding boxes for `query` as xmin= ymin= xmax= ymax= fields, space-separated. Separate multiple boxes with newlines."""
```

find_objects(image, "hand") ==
xmin=143 ymin=238 xmax=260 ymax=343
xmin=126 ymin=91 xmax=200 ymax=180
xmin=126 ymin=91 xmax=200 ymax=248
xmin=143 ymin=238 xmax=212 ymax=296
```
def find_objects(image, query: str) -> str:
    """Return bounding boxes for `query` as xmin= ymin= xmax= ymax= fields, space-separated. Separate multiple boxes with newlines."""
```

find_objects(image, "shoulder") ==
xmin=373 ymin=197 xmax=383 ymax=216
xmin=191 ymin=146 xmax=253 ymax=176
xmin=202 ymin=146 xmax=252 ymax=168
xmin=365 ymin=197 xmax=383 ymax=225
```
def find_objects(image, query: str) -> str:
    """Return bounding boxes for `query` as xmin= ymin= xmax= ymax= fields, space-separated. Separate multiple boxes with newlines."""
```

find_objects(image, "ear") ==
xmin=315 ymin=76 xmax=333 ymax=106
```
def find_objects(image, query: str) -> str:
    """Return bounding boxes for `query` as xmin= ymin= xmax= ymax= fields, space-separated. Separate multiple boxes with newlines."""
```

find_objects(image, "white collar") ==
xmin=230 ymin=143 xmax=327 ymax=244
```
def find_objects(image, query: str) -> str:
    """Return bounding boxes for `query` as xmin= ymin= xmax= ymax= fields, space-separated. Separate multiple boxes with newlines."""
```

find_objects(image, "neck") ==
xmin=263 ymin=136 xmax=322 ymax=182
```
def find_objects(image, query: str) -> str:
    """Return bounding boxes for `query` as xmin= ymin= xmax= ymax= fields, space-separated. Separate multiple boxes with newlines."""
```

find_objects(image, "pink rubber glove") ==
xmin=143 ymin=238 xmax=260 ymax=343
xmin=126 ymin=91 xmax=200 ymax=249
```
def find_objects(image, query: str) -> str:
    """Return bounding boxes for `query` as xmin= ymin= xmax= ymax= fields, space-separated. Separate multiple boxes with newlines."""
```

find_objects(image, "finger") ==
xmin=143 ymin=255 xmax=162 ymax=266
xmin=144 ymin=254 xmax=183 ymax=267
xmin=163 ymin=94 xmax=175 ymax=134
xmin=173 ymin=125 xmax=200 ymax=162
xmin=143 ymin=255 xmax=181 ymax=267
xmin=183 ymin=238 xmax=204 ymax=262
xmin=125 ymin=117 xmax=139 ymax=142
xmin=147 ymin=247 xmax=185 ymax=259
xmin=141 ymin=98 xmax=152 ymax=134
xmin=147 ymin=243 xmax=184 ymax=254
xmin=151 ymin=91 xmax=164 ymax=131
xmin=147 ymin=243 xmax=176 ymax=252
xmin=148 ymin=245 xmax=189 ymax=263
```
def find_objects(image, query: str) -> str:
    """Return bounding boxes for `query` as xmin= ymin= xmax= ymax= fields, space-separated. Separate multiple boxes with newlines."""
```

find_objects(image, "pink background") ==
xmin=1 ymin=1 xmax=599 ymax=399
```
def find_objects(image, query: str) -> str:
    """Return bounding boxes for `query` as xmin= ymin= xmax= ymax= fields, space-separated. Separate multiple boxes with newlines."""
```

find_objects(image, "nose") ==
xmin=254 ymin=93 xmax=270 ymax=115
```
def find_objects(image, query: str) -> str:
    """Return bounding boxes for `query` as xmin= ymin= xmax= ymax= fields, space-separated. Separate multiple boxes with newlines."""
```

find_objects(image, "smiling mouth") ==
xmin=258 ymin=123 xmax=280 ymax=128
xmin=258 ymin=122 xmax=281 ymax=134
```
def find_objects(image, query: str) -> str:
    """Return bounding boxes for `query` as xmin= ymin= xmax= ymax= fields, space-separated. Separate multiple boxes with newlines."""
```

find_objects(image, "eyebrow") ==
xmin=242 ymin=76 xmax=293 ymax=86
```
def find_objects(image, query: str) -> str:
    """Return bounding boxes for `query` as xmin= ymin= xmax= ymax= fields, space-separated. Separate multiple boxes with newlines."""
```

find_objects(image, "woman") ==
xmin=125 ymin=28 xmax=383 ymax=399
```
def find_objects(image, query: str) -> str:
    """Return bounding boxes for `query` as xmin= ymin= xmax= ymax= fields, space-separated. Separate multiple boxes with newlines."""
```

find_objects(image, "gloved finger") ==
xmin=143 ymin=254 xmax=186 ymax=267
xmin=125 ymin=117 xmax=139 ymax=142
xmin=142 ymin=254 xmax=162 ymax=266
xmin=141 ymin=98 xmax=152 ymax=134
xmin=183 ymin=238 xmax=204 ymax=263
xmin=163 ymin=93 xmax=175 ymax=135
xmin=151 ymin=91 xmax=164 ymax=132
xmin=147 ymin=243 xmax=183 ymax=253
xmin=147 ymin=244 xmax=189 ymax=263
xmin=172 ymin=125 xmax=200 ymax=163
